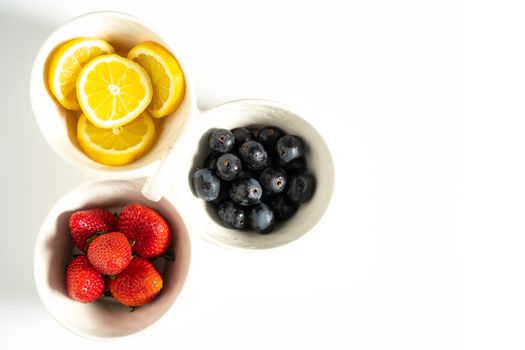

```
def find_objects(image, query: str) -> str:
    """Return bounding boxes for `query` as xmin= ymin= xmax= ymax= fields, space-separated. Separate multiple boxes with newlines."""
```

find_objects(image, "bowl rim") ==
xmin=33 ymin=178 xmax=192 ymax=340
xmin=29 ymin=10 xmax=197 ymax=180
xmin=164 ymin=98 xmax=336 ymax=251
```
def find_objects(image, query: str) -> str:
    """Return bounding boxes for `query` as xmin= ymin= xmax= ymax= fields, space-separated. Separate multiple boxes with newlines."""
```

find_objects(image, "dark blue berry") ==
xmin=237 ymin=167 xmax=256 ymax=179
xmin=229 ymin=178 xmax=262 ymax=206
xmin=217 ymin=200 xmax=246 ymax=229
xmin=286 ymin=173 xmax=315 ymax=203
xmin=249 ymin=203 xmax=275 ymax=234
xmin=278 ymin=156 xmax=307 ymax=173
xmin=216 ymin=153 xmax=242 ymax=181
xmin=238 ymin=141 xmax=268 ymax=170
xmin=258 ymin=167 xmax=287 ymax=195
xmin=192 ymin=168 xmax=221 ymax=202
xmin=204 ymin=153 xmax=219 ymax=169
xmin=210 ymin=181 xmax=230 ymax=204
xmin=269 ymin=194 xmax=298 ymax=221
xmin=232 ymin=127 xmax=255 ymax=147
xmin=265 ymin=152 xmax=276 ymax=168
xmin=276 ymin=135 xmax=304 ymax=163
xmin=208 ymin=129 xmax=235 ymax=153
xmin=258 ymin=126 xmax=284 ymax=150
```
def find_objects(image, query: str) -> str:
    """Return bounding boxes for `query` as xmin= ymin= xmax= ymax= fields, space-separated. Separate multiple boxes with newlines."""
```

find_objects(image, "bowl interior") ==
xmin=33 ymin=180 xmax=191 ymax=339
xmin=165 ymin=100 xmax=335 ymax=250
xmin=29 ymin=12 xmax=195 ymax=178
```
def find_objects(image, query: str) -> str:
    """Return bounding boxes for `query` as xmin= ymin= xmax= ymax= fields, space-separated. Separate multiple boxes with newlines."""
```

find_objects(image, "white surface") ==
xmin=1 ymin=0 xmax=523 ymax=348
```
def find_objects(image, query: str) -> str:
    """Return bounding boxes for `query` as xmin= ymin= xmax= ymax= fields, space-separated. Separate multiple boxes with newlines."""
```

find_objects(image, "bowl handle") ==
xmin=141 ymin=145 xmax=180 ymax=201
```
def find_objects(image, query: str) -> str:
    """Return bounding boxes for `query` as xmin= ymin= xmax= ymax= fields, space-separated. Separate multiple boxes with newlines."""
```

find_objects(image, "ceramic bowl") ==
xmin=33 ymin=180 xmax=191 ymax=339
xmin=142 ymin=99 xmax=335 ymax=250
xmin=31 ymin=11 xmax=334 ymax=340
xmin=29 ymin=11 xmax=196 ymax=179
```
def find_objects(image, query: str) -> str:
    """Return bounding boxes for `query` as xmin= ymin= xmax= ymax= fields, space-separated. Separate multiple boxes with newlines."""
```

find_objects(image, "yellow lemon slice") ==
xmin=76 ymin=54 xmax=153 ymax=129
xmin=127 ymin=41 xmax=185 ymax=118
xmin=77 ymin=111 xmax=155 ymax=166
xmin=48 ymin=38 xmax=114 ymax=110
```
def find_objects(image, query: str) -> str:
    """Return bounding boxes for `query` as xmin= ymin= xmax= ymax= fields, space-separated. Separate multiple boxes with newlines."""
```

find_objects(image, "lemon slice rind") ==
xmin=76 ymin=54 xmax=153 ymax=129
xmin=77 ymin=111 xmax=156 ymax=166
xmin=127 ymin=41 xmax=185 ymax=118
xmin=48 ymin=38 xmax=115 ymax=111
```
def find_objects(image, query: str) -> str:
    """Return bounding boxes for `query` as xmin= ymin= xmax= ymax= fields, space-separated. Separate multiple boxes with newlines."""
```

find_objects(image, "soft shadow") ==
xmin=0 ymin=12 xmax=84 ymax=301
xmin=46 ymin=210 xmax=74 ymax=294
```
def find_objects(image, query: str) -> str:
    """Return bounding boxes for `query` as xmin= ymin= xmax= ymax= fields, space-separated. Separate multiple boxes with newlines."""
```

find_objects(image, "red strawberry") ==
xmin=108 ymin=258 xmax=163 ymax=307
xmin=87 ymin=232 xmax=132 ymax=275
xmin=66 ymin=255 xmax=105 ymax=303
xmin=117 ymin=203 xmax=172 ymax=259
xmin=69 ymin=208 xmax=117 ymax=251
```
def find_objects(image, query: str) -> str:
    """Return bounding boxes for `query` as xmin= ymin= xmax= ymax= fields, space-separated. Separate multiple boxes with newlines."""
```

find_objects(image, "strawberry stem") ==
xmin=86 ymin=231 xmax=107 ymax=247
xmin=107 ymin=274 xmax=116 ymax=280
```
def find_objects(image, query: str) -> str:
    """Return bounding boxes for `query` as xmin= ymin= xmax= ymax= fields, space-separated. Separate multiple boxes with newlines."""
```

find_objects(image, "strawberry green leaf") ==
xmin=86 ymin=231 xmax=107 ymax=246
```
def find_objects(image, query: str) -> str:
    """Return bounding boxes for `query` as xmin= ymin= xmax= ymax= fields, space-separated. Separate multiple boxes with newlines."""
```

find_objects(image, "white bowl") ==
xmin=31 ymin=11 xmax=334 ymax=339
xmin=29 ymin=11 xmax=196 ymax=179
xmin=33 ymin=180 xmax=191 ymax=339
xmin=143 ymin=99 xmax=335 ymax=250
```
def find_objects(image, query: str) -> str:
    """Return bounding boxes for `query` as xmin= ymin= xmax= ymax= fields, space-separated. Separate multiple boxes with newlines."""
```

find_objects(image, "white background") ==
xmin=0 ymin=0 xmax=523 ymax=348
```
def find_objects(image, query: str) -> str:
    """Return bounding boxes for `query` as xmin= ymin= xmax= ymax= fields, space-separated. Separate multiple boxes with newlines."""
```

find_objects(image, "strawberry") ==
xmin=66 ymin=255 xmax=105 ymax=303
xmin=108 ymin=258 xmax=163 ymax=307
xmin=117 ymin=203 xmax=172 ymax=258
xmin=69 ymin=208 xmax=117 ymax=251
xmin=87 ymin=231 xmax=132 ymax=275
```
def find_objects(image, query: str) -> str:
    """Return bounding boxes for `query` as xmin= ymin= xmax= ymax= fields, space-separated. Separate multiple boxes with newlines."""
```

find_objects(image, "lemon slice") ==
xmin=77 ymin=111 xmax=155 ymax=166
xmin=76 ymin=54 xmax=152 ymax=129
xmin=127 ymin=41 xmax=185 ymax=118
xmin=48 ymin=38 xmax=114 ymax=110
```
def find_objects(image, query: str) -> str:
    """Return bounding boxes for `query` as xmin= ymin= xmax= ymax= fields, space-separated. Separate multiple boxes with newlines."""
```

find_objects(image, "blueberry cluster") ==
xmin=192 ymin=126 xmax=316 ymax=234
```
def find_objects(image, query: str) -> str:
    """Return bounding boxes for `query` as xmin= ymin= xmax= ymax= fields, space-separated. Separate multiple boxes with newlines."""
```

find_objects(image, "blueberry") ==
xmin=258 ymin=167 xmax=287 ymax=195
xmin=232 ymin=127 xmax=255 ymax=147
xmin=192 ymin=168 xmax=221 ymax=202
xmin=276 ymin=135 xmax=304 ymax=163
xmin=217 ymin=200 xmax=246 ymax=229
xmin=237 ymin=167 xmax=256 ymax=179
xmin=249 ymin=203 xmax=275 ymax=234
xmin=210 ymin=181 xmax=230 ymax=204
xmin=203 ymin=153 xmax=219 ymax=169
xmin=229 ymin=178 xmax=262 ymax=206
xmin=238 ymin=141 xmax=268 ymax=170
xmin=258 ymin=126 xmax=284 ymax=150
xmin=269 ymin=194 xmax=298 ymax=221
xmin=278 ymin=156 xmax=307 ymax=173
xmin=286 ymin=173 xmax=315 ymax=203
xmin=208 ymin=129 xmax=235 ymax=153
xmin=216 ymin=153 xmax=242 ymax=181
xmin=264 ymin=152 xmax=276 ymax=168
